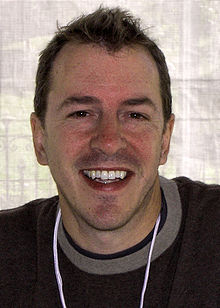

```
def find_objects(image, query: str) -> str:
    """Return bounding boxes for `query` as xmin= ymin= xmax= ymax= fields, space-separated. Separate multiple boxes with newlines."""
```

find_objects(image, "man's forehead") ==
xmin=48 ymin=42 xmax=161 ymax=110
xmin=51 ymin=42 xmax=158 ymax=77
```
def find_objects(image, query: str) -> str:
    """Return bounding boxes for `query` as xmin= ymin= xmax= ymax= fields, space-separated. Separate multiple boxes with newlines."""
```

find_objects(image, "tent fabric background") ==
xmin=0 ymin=0 xmax=220 ymax=209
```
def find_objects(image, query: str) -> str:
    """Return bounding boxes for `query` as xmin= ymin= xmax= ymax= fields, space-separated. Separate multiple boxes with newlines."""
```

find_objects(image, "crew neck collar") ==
xmin=58 ymin=177 xmax=182 ymax=275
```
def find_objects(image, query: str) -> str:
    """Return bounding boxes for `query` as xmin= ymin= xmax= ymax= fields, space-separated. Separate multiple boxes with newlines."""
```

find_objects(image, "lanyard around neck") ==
xmin=53 ymin=209 xmax=161 ymax=308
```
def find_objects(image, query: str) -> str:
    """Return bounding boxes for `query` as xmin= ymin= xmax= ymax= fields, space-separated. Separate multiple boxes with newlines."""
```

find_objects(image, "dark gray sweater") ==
xmin=0 ymin=177 xmax=219 ymax=307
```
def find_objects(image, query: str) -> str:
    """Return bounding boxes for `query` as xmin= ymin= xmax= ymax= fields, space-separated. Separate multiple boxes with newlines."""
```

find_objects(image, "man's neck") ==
xmin=61 ymin=177 xmax=161 ymax=255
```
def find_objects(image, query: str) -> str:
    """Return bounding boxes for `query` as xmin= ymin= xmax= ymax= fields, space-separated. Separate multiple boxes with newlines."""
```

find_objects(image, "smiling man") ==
xmin=0 ymin=7 xmax=219 ymax=308
xmin=32 ymin=42 xmax=174 ymax=254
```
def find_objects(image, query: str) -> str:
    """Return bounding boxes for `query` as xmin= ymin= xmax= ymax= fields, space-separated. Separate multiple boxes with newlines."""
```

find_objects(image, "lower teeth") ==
xmin=94 ymin=178 xmax=120 ymax=184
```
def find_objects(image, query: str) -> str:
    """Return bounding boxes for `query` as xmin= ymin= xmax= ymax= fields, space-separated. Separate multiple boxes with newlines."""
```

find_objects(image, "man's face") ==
xmin=31 ymin=43 xmax=174 ymax=231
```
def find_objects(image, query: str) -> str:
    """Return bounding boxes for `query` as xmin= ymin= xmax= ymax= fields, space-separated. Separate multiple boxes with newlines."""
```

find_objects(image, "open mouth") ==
xmin=81 ymin=169 xmax=132 ymax=191
xmin=83 ymin=170 xmax=127 ymax=183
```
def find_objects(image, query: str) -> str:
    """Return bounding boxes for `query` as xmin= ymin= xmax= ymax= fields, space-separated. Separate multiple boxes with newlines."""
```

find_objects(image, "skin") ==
xmin=31 ymin=43 xmax=174 ymax=254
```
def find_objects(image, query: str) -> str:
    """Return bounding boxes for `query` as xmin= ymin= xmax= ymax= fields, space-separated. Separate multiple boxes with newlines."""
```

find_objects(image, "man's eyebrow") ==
xmin=58 ymin=95 xmax=157 ymax=110
xmin=58 ymin=96 xmax=101 ymax=110
xmin=122 ymin=97 xmax=157 ymax=110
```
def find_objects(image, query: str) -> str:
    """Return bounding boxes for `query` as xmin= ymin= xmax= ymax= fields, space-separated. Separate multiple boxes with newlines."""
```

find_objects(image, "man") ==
xmin=0 ymin=7 xmax=219 ymax=308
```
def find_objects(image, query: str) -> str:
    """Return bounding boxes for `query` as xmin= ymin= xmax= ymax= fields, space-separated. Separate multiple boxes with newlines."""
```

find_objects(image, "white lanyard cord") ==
xmin=53 ymin=209 xmax=160 ymax=308
xmin=53 ymin=209 xmax=67 ymax=308
xmin=139 ymin=213 xmax=160 ymax=308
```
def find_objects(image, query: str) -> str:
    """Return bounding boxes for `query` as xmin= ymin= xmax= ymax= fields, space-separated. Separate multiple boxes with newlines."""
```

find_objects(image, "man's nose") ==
xmin=89 ymin=116 xmax=127 ymax=156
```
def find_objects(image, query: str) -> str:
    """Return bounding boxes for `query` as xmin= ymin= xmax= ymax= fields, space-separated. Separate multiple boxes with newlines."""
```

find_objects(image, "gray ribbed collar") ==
xmin=58 ymin=176 xmax=182 ymax=275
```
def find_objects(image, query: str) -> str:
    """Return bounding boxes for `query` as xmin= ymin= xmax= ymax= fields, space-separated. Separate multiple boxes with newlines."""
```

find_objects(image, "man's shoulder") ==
xmin=171 ymin=176 xmax=219 ymax=229
xmin=0 ymin=196 xmax=59 ymax=297
xmin=173 ymin=176 xmax=220 ymax=202
xmin=0 ymin=195 xmax=59 ymax=216
xmin=161 ymin=176 xmax=219 ymax=228
xmin=0 ymin=195 xmax=59 ymax=236
xmin=173 ymin=175 xmax=220 ymax=188
xmin=161 ymin=175 xmax=220 ymax=205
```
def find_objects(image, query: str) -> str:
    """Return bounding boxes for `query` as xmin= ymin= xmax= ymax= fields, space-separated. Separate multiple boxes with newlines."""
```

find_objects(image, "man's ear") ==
xmin=159 ymin=113 xmax=175 ymax=166
xmin=30 ymin=113 xmax=48 ymax=165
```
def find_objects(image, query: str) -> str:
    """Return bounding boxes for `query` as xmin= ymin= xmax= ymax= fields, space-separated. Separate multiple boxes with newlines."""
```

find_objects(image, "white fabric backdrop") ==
xmin=0 ymin=0 xmax=220 ymax=209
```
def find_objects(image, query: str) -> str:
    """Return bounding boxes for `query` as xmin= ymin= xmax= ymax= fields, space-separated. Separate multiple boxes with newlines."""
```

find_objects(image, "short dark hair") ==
xmin=34 ymin=6 xmax=172 ymax=126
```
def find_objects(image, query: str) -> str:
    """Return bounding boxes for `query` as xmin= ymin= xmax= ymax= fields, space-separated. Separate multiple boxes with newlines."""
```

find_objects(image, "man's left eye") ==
xmin=129 ymin=112 xmax=148 ymax=120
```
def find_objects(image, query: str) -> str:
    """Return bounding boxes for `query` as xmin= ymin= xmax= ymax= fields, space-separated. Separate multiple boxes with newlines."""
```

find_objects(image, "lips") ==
xmin=80 ymin=169 xmax=133 ymax=191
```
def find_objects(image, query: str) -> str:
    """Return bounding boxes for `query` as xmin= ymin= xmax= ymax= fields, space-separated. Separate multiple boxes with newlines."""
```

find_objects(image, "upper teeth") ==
xmin=83 ymin=170 xmax=127 ymax=180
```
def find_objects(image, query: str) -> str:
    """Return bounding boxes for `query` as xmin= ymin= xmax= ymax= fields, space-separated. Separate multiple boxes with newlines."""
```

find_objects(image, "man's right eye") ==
xmin=69 ymin=111 xmax=89 ymax=118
